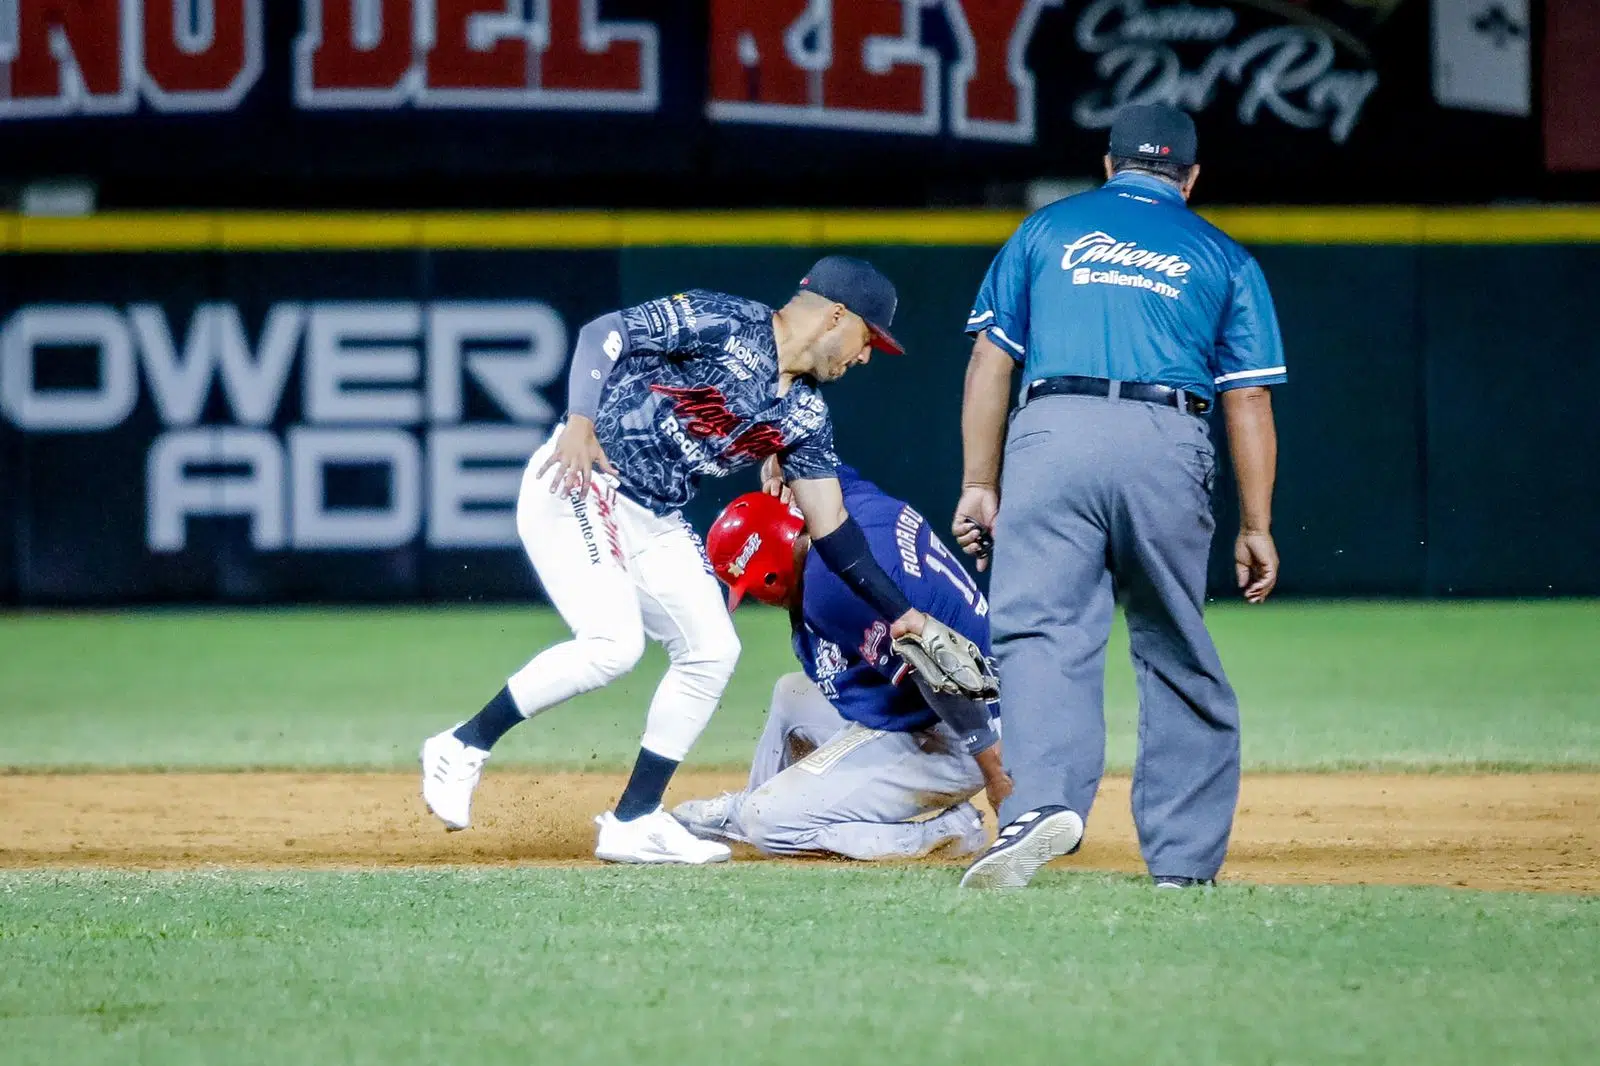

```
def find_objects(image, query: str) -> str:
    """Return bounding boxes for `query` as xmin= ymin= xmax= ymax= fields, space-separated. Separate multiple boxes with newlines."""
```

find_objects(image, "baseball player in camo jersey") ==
xmin=420 ymin=256 xmax=994 ymax=865
xmin=671 ymin=463 xmax=1011 ymax=860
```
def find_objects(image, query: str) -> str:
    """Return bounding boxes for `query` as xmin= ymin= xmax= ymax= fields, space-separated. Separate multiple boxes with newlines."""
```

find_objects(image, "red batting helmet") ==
xmin=706 ymin=493 xmax=805 ymax=610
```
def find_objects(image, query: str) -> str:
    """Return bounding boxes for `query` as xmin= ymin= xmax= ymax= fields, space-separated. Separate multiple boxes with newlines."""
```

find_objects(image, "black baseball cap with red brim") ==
xmin=798 ymin=255 xmax=904 ymax=355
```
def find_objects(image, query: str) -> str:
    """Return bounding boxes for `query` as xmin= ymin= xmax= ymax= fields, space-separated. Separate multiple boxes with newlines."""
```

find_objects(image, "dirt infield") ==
xmin=2 ymin=772 xmax=1596 ymax=892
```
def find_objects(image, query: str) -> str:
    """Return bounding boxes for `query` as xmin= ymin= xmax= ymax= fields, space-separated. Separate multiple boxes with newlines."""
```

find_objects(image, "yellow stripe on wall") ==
xmin=5 ymin=206 xmax=1600 ymax=252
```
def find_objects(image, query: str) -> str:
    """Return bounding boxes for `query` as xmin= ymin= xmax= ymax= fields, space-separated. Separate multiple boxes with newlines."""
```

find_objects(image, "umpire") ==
xmin=953 ymin=105 xmax=1286 ymax=890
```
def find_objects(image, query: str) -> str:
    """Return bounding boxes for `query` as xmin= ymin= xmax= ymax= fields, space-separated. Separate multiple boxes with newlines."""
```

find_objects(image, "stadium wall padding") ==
xmin=1 ymin=212 xmax=1596 ymax=603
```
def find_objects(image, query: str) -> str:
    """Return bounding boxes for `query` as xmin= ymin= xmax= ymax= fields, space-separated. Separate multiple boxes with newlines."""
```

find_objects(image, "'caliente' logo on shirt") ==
xmin=1061 ymin=231 xmax=1192 ymax=279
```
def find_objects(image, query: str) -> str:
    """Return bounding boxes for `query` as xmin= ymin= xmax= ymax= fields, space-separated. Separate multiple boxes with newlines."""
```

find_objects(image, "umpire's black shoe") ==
xmin=1153 ymin=876 xmax=1216 ymax=889
xmin=958 ymin=806 xmax=1084 ymax=890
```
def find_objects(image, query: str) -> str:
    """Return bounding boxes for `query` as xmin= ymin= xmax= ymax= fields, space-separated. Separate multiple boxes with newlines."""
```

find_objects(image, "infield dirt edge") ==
xmin=3 ymin=771 xmax=1596 ymax=894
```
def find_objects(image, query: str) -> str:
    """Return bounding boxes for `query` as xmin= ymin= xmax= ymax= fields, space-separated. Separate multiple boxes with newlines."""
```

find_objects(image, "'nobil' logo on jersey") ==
xmin=719 ymin=335 xmax=761 ymax=380
xmin=1061 ymin=231 xmax=1192 ymax=279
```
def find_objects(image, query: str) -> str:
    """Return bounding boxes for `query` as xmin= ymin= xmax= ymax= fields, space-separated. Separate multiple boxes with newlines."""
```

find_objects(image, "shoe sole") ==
xmin=958 ymin=810 xmax=1084 ymax=890
xmin=671 ymin=815 xmax=748 ymax=847
xmin=594 ymin=848 xmax=732 ymax=865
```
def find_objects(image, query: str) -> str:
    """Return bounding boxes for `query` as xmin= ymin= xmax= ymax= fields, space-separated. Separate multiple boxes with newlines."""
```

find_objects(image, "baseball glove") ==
xmin=893 ymin=617 xmax=999 ymax=700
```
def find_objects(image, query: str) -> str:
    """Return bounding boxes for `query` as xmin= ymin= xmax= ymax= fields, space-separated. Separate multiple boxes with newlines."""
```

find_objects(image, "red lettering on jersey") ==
xmin=8 ymin=0 xmax=126 ymax=102
xmin=651 ymin=385 xmax=741 ymax=439
xmin=651 ymin=385 xmax=790 ymax=461
xmin=426 ymin=0 xmax=528 ymax=91
xmin=144 ymin=0 xmax=251 ymax=95
xmin=541 ymin=0 xmax=644 ymax=94
xmin=706 ymin=0 xmax=810 ymax=108
xmin=949 ymin=0 xmax=1060 ymax=142
xmin=302 ymin=0 xmax=415 ymax=95
xmin=590 ymin=491 xmax=628 ymax=566
xmin=726 ymin=423 xmax=787 ymax=462
xmin=823 ymin=0 xmax=927 ymax=117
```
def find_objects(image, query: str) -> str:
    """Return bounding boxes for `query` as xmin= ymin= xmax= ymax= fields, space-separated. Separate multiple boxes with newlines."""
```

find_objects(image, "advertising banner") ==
xmin=0 ymin=1 xmax=1543 ymax=204
xmin=0 ymin=249 xmax=617 ymax=601
xmin=3 ymin=216 xmax=1598 ymax=603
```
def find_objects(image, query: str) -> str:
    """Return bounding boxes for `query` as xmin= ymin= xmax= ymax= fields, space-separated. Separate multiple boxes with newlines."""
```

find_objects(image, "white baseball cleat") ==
xmin=670 ymin=792 xmax=747 ymax=844
xmin=420 ymin=726 xmax=489 ymax=831
xmin=595 ymin=807 xmax=733 ymax=865
xmin=958 ymin=806 xmax=1084 ymax=890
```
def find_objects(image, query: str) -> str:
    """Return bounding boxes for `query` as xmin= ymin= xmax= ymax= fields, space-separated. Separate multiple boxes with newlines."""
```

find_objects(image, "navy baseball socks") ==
xmin=453 ymin=686 xmax=523 ymax=751
xmin=454 ymin=689 xmax=678 ymax=823
xmin=614 ymin=748 xmax=680 ymax=821
xmin=455 ymin=691 xmax=677 ymax=820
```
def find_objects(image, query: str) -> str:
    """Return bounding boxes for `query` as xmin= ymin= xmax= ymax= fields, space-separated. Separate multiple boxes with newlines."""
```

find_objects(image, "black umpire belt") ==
xmin=1024 ymin=375 xmax=1211 ymax=415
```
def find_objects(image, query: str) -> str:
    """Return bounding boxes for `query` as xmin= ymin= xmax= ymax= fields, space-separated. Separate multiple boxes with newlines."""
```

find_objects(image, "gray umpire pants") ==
xmin=991 ymin=393 xmax=1240 ymax=881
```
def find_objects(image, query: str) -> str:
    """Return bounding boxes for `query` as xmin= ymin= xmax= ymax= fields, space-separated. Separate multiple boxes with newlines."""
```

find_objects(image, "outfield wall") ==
xmin=1 ymin=210 xmax=1596 ymax=604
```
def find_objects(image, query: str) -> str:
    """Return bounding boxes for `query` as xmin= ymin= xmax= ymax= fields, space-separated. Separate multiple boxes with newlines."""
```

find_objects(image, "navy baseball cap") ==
xmin=1108 ymin=104 xmax=1197 ymax=167
xmin=798 ymin=255 xmax=904 ymax=354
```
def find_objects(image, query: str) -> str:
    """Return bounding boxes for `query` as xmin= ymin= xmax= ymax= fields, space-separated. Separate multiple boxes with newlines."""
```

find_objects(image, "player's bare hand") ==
xmin=984 ymin=770 xmax=1014 ymax=814
xmin=975 ymin=745 xmax=1012 ymax=813
xmin=889 ymin=608 xmax=928 ymax=640
xmin=759 ymin=455 xmax=794 ymax=505
xmin=538 ymin=416 xmax=617 ymax=498
xmin=1235 ymin=529 xmax=1279 ymax=604
xmin=953 ymin=484 xmax=999 ymax=572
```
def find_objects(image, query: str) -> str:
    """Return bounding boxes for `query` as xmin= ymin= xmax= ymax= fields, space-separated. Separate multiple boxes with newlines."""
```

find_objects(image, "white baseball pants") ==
xmin=505 ymin=434 xmax=740 ymax=761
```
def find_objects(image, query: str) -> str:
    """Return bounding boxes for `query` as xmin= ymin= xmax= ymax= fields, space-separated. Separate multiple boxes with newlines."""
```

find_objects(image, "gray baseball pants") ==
xmin=991 ymin=393 xmax=1240 ymax=880
xmin=723 ymin=674 xmax=985 ymax=860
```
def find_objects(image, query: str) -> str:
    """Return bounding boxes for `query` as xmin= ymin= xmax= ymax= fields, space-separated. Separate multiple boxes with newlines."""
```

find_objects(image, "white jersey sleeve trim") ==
xmin=1214 ymin=366 xmax=1287 ymax=385
xmin=966 ymin=310 xmax=995 ymax=326
xmin=988 ymin=326 xmax=1026 ymax=356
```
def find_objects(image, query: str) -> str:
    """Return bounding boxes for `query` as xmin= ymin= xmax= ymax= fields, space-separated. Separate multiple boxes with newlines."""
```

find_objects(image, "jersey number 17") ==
xmin=924 ymin=536 xmax=988 ymax=617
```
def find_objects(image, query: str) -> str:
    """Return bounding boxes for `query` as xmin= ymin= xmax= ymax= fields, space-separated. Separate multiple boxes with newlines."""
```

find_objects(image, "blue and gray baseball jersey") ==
xmin=594 ymin=289 xmax=839 ymax=515
xmin=967 ymin=172 xmax=1286 ymax=401
xmin=792 ymin=465 xmax=997 ymax=734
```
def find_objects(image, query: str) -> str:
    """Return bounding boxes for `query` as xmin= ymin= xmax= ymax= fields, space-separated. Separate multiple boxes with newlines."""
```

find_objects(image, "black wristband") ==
xmin=812 ymin=516 xmax=915 ymax=621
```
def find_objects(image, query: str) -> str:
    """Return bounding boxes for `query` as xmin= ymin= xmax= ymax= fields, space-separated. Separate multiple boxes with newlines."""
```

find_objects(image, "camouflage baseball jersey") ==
xmin=594 ymin=289 xmax=840 ymax=515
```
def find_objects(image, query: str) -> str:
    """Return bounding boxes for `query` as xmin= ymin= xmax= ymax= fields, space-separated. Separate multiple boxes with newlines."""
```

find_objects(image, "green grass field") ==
xmin=2 ymin=600 xmax=1597 ymax=772
xmin=2 ymin=601 xmax=1598 ymax=1065
xmin=4 ymin=870 xmax=1597 ymax=1066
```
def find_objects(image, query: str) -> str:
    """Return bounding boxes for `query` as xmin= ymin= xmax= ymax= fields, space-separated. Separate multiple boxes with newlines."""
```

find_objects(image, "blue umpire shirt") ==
xmin=966 ymin=172 xmax=1286 ymax=401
